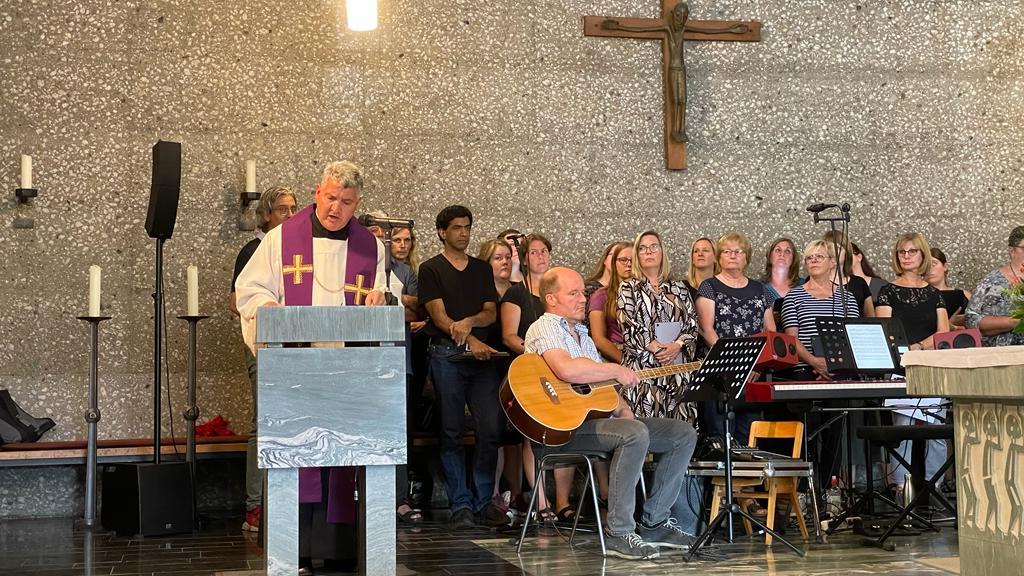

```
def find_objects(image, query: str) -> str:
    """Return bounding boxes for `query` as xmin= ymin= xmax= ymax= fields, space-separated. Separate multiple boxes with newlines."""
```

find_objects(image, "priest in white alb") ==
xmin=234 ymin=159 xmax=387 ymax=568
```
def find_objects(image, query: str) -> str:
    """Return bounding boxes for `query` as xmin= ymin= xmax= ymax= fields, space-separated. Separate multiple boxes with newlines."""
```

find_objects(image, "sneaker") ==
xmin=478 ymin=502 xmax=510 ymax=527
xmin=637 ymin=517 xmax=695 ymax=550
xmin=242 ymin=505 xmax=261 ymax=532
xmin=450 ymin=507 xmax=476 ymax=529
xmin=603 ymin=531 xmax=659 ymax=560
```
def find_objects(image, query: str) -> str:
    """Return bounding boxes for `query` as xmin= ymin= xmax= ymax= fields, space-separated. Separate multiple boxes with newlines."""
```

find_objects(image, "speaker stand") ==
xmin=152 ymin=238 xmax=165 ymax=462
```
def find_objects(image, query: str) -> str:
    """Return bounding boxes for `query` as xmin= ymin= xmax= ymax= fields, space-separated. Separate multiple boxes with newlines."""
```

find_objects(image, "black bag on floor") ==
xmin=0 ymin=390 xmax=56 ymax=444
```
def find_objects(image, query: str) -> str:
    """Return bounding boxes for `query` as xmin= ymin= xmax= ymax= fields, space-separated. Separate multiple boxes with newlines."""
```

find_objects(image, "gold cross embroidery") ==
xmin=283 ymin=254 xmax=314 ymax=285
xmin=343 ymin=274 xmax=372 ymax=305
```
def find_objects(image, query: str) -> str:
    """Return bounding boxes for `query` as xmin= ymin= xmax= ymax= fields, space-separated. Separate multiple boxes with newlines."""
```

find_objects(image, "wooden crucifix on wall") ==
xmin=584 ymin=1 xmax=761 ymax=170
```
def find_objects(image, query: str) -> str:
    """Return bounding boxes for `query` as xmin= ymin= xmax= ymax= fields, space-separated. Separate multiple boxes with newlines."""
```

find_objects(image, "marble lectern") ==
xmin=256 ymin=306 xmax=406 ymax=576
xmin=903 ymin=346 xmax=1024 ymax=576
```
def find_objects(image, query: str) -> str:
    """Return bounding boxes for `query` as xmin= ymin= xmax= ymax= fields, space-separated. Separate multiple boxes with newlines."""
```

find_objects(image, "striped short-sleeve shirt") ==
xmin=781 ymin=284 xmax=860 ymax=351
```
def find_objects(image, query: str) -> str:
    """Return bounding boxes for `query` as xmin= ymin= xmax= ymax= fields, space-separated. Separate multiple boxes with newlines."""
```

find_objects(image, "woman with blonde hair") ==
xmin=618 ymin=230 xmax=699 ymax=421
xmin=876 ymin=233 xmax=949 ymax=351
xmin=391 ymin=226 xmax=419 ymax=272
xmin=685 ymin=237 xmax=719 ymax=300
xmin=781 ymin=240 xmax=860 ymax=380
xmin=696 ymin=231 xmax=776 ymax=440
xmin=877 ymin=233 xmax=950 ymax=503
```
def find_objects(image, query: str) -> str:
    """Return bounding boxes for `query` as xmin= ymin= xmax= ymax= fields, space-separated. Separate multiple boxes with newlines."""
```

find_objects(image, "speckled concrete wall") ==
xmin=0 ymin=0 xmax=1021 ymax=516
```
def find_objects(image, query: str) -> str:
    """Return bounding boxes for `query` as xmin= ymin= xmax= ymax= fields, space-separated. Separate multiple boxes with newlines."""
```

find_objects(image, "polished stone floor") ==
xmin=0 ymin=512 xmax=959 ymax=575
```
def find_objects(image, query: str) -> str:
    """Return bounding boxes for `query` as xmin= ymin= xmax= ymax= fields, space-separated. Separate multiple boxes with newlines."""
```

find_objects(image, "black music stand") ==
xmin=684 ymin=336 xmax=805 ymax=559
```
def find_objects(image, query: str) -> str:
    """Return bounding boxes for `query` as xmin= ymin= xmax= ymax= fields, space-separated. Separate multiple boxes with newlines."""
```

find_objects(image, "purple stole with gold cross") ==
xmin=279 ymin=203 xmax=378 ymax=524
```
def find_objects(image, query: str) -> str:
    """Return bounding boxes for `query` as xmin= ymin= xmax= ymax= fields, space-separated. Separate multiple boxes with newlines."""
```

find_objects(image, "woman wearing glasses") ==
xmin=966 ymin=225 xmax=1024 ymax=347
xmin=617 ymin=230 xmax=701 ymax=535
xmin=875 ymin=233 xmax=949 ymax=351
xmin=617 ymin=231 xmax=699 ymax=421
xmin=876 ymin=234 xmax=950 ymax=505
xmin=588 ymin=243 xmax=634 ymax=363
xmin=695 ymin=232 xmax=776 ymax=440
xmin=781 ymin=240 xmax=860 ymax=380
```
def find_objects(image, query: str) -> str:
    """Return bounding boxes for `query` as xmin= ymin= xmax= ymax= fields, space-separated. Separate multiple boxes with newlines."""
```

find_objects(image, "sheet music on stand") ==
xmin=684 ymin=335 xmax=767 ymax=403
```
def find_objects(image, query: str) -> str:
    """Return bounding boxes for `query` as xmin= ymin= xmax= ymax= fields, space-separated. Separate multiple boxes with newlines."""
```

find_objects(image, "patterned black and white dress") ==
xmin=616 ymin=278 xmax=699 ymax=423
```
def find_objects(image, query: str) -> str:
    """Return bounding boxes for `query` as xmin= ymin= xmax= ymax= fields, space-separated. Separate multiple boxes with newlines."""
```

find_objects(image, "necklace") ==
xmin=717 ymin=273 xmax=747 ymax=288
xmin=314 ymin=273 xmax=345 ymax=293
xmin=805 ymin=277 xmax=834 ymax=294
xmin=1008 ymin=264 xmax=1024 ymax=284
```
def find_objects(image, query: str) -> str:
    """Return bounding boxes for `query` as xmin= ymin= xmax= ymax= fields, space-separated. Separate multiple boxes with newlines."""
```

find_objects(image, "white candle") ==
xmin=88 ymin=266 xmax=101 ymax=317
xmin=187 ymin=265 xmax=199 ymax=316
xmin=20 ymin=155 xmax=32 ymax=189
xmin=245 ymin=160 xmax=256 ymax=193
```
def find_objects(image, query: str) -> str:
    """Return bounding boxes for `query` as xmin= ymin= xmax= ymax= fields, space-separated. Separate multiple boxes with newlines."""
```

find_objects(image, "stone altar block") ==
xmin=903 ymin=346 xmax=1024 ymax=576
xmin=256 ymin=306 xmax=406 ymax=576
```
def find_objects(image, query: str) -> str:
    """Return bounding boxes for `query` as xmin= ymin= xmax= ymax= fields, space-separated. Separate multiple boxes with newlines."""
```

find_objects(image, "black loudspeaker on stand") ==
xmin=103 ymin=141 xmax=194 ymax=536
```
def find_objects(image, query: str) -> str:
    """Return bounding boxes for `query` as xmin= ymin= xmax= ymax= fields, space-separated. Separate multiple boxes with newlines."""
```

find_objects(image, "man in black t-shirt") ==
xmin=228 ymin=185 xmax=297 ymax=533
xmin=418 ymin=205 xmax=506 ymax=528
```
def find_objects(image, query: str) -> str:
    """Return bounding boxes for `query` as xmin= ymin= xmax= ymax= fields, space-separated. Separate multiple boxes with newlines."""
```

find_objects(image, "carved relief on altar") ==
xmin=957 ymin=402 xmax=1024 ymax=541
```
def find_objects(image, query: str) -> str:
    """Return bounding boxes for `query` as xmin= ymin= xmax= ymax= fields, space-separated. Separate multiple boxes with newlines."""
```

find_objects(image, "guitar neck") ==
xmin=636 ymin=361 xmax=702 ymax=381
xmin=588 ymin=361 xmax=702 ymax=390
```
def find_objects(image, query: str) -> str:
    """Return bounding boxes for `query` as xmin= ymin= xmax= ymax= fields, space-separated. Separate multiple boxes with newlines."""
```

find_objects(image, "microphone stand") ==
xmin=380 ymin=224 xmax=396 ymax=305
xmin=811 ymin=205 xmax=852 ymax=318
xmin=809 ymin=204 xmax=856 ymax=527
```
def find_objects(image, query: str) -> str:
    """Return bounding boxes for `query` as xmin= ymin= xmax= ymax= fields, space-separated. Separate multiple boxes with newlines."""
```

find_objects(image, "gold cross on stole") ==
xmin=283 ymin=254 xmax=313 ymax=285
xmin=343 ymin=274 xmax=372 ymax=305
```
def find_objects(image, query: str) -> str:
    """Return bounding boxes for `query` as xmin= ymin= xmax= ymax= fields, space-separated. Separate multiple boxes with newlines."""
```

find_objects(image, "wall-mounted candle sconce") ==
xmin=240 ymin=159 xmax=260 ymax=207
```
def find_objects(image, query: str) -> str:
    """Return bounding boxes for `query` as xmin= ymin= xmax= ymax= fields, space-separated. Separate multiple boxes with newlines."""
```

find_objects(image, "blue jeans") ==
xmin=670 ymin=471 xmax=705 ymax=535
xmin=548 ymin=417 xmax=698 ymax=536
xmin=429 ymin=343 xmax=503 ymax=513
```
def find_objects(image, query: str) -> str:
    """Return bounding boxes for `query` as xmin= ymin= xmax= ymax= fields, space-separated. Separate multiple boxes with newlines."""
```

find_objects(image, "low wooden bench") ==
xmin=0 ymin=435 xmax=249 ymax=468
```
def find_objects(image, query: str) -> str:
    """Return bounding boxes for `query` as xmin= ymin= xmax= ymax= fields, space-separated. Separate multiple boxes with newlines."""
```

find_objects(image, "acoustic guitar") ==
xmin=500 ymin=353 xmax=701 ymax=446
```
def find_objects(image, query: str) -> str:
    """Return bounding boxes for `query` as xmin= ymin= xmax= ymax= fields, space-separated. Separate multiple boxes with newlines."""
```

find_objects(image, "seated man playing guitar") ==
xmin=522 ymin=267 xmax=698 ymax=560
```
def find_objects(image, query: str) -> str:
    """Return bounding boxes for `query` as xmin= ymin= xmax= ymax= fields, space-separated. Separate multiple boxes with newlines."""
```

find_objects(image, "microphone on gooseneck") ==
xmin=806 ymin=203 xmax=837 ymax=214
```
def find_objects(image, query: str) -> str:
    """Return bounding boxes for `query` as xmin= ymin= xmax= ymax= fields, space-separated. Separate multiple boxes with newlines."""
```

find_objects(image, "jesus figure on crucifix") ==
xmin=602 ymin=3 xmax=750 ymax=144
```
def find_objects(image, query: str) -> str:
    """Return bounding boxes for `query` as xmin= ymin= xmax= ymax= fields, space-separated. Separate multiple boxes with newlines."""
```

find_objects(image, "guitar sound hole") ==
xmin=571 ymin=384 xmax=593 ymax=395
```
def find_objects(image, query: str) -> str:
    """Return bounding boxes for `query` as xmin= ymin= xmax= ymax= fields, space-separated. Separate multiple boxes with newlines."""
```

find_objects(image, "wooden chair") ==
xmin=708 ymin=421 xmax=809 ymax=545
